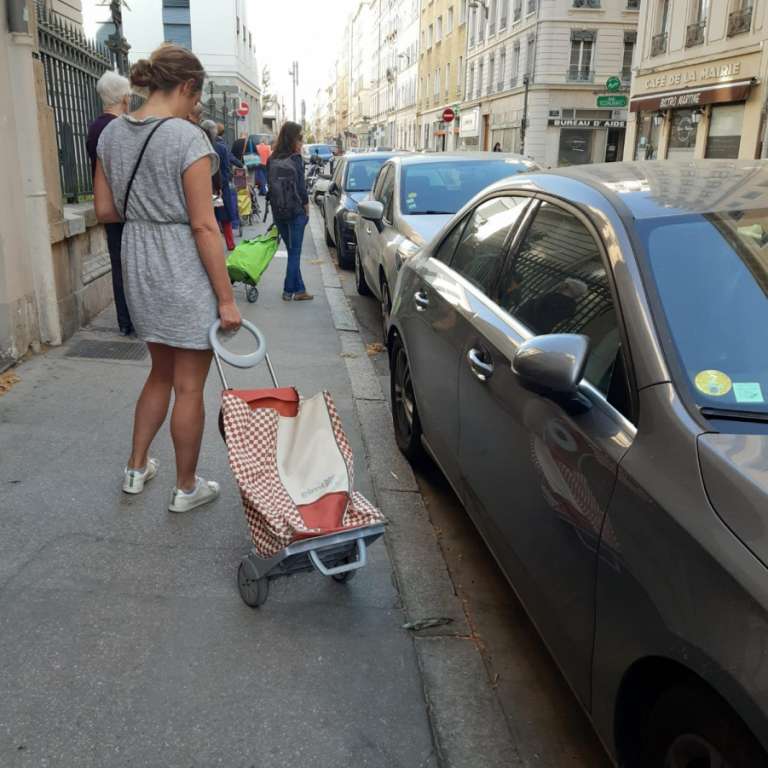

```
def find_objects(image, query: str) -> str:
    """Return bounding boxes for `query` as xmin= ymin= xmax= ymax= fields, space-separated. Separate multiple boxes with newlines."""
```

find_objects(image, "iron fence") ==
xmin=201 ymin=87 xmax=242 ymax=149
xmin=37 ymin=1 xmax=113 ymax=202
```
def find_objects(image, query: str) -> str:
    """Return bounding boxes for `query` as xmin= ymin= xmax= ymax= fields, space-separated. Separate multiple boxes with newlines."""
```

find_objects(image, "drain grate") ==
xmin=65 ymin=339 xmax=147 ymax=361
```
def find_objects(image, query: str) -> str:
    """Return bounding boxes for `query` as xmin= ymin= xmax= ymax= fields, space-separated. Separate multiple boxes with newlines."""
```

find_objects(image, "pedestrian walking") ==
xmin=86 ymin=71 xmax=134 ymax=336
xmin=201 ymin=119 xmax=242 ymax=250
xmin=267 ymin=121 xmax=313 ymax=301
xmin=255 ymin=137 xmax=271 ymax=196
xmin=93 ymin=43 xmax=241 ymax=512
xmin=493 ymin=142 xmax=502 ymax=152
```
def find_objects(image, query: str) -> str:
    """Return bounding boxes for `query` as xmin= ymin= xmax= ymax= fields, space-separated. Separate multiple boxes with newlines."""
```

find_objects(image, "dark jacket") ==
xmin=86 ymin=112 xmax=118 ymax=177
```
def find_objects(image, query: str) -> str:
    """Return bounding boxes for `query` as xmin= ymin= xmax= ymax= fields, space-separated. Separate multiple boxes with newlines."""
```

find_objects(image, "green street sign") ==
xmin=597 ymin=94 xmax=628 ymax=108
xmin=606 ymin=76 xmax=622 ymax=92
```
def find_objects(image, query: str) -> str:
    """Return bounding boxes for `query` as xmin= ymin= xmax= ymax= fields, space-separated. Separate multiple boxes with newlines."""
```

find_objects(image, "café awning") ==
xmin=629 ymin=78 xmax=754 ymax=112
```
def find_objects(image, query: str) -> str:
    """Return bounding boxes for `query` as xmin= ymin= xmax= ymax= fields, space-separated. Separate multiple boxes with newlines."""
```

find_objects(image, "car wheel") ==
xmin=314 ymin=192 xmax=323 ymax=207
xmin=390 ymin=335 xmax=425 ymax=463
xmin=643 ymin=685 xmax=767 ymax=768
xmin=380 ymin=278 xmax=391 ymax=341
xmin=336 ymin=222 xmax=354 ymax=269
xmin=324 ymin=218 xmax=334 ymax=247
xmin=355 ymin=249 xmax=371 ymax=296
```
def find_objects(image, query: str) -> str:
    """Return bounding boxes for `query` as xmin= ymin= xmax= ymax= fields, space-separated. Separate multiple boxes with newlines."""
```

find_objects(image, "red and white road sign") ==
xmin=236 ymin=101 xmax=250 ymax=117
xmin=442 ymin=107 xmax=456 ymax=123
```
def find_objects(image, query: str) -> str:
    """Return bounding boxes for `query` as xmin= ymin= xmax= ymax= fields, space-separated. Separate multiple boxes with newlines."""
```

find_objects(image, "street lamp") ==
xmin=520 ymin=74 xmax=530 ymax=154
xmin=469 ymin=0 xmax=489 ymax=18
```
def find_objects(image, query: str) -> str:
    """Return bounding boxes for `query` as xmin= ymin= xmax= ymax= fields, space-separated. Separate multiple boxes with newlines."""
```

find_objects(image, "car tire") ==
xmin=324 ymin=218 xmax=334 ymax=247
xmin=390 ymin=335 xmax=425 ymax=464
xmin=643 ymin=685 xmax=767 ymax=768
xmin=355 ymin=250 xmax=371 ymax=296
xmin=380 ymin=278 xmax=391 ymax=341
xmin=336 ymin=221 xmax=354 ymax=269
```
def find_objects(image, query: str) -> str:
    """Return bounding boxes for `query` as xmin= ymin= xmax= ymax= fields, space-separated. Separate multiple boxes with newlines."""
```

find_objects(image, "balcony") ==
xmin=572 ymin=0 xmax=600 ymax=7
xmin=728 ymin=6 xmax=753 ymax=36
xmin=651 ymin=31 xmax=668 ymax=57
xmin=567 ymin=65 xmax=594 ymax=82
xmin=686 ymin=20 xmax=705 ymax=47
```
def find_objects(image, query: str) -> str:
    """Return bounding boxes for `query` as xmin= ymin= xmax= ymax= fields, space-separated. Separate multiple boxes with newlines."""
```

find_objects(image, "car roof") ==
xmin=524 ymin=160 xmax=768 ymax=220
xmin=391 ymin=151 xmax=533 ymax=167
xmin=344 ymin=151 xmax=398 ymax=161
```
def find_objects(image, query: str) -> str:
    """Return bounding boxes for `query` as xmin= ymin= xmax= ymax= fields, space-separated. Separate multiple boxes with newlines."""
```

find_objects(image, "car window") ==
xmin=448 ymin=196 xmax=529 ymax=296
xmin=501 ymin=202 xmax=621 ymax=395
xmin=332 ymin=159 xmax=345 ymax=186
xmin=345 ymin=159 xmax=388 ymax=192
xmin=373 ymin=164 xmax=392 ymax=201
xmin=433 ymin=215 xmax=469 ymax=264
xmin=377 ymin=167 xmax=396 ymax=221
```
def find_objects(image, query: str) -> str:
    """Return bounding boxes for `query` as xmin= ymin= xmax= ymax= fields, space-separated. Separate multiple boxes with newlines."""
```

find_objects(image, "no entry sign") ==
xmin=442 ymin=107 xmax=455 ymax=123
xmin=236 ymin=101 xmax=250 ymax=117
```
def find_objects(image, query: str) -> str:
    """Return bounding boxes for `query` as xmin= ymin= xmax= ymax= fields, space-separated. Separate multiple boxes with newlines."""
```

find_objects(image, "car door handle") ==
xmin=467 ymin=348 xmax=494 ymax=382
xmin=366 ymin=225 xmax=372 ymax=235
xmin=414 ymin=291 xmax=430 ymax=311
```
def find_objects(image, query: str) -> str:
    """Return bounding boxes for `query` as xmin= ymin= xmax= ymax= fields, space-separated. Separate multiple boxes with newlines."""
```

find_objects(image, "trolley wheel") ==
xmin=237 ymin=557 xmax=269 ymax=607
xmin=331 ymin=557 xmax=358 ymax=583
xmin=246 ymin=285 xmax=259 ymax=303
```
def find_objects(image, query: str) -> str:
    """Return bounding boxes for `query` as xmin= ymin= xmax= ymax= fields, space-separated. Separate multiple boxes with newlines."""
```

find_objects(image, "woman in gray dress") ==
xmin=94 ymin=44 xmax=241 ymax=513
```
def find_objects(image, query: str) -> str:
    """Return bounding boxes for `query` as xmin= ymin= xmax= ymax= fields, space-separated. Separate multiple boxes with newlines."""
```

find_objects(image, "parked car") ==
xmin=355 ymin=153 xmax=537 ymax=336
xmin=387 ymin=159 xmax=768 ymax=767
xmin=302 ymin=143 xmax=335 ymax=165
xmin=322 ymin=151 xmax=397 ymax=268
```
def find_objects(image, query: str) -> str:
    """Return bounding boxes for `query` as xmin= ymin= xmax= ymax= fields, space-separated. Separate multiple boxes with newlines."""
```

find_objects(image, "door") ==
xmin=457 ymin=200 xmax=635 ymax=706
xmin=604 ymin=128 xmax=623 ymax=162
xmin=403 ymin=195 xmax=531 ymax=488
xmin=356 ymin=163 xmax=389 ymax=295
xmin=323 ymin=158 xmax=345 ymax=242
xmin=364 ymin=165 xmax=399 ymax=301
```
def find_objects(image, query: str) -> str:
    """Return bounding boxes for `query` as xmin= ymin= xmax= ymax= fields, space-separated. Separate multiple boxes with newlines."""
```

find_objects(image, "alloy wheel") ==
xmin=393 ymin=346 xmax=415 ymax=442
xmin=380 ymin=280 xmax=391 ymax=341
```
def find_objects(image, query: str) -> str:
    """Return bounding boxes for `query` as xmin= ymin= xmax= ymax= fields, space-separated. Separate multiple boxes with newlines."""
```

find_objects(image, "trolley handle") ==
xmin=209 ymin=319 xmax=278 ymax=389
xmin=308 ymin=538 xmax=368 ymax=577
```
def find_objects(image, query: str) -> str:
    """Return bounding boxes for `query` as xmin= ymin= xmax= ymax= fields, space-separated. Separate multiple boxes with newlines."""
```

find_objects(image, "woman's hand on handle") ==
xmin=218 ymin=300 xmax=241 ymax=332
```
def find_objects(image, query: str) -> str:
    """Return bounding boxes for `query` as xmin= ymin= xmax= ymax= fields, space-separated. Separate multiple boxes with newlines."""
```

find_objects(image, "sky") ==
xmin=252 ymin=0 xmax=358 ymax=123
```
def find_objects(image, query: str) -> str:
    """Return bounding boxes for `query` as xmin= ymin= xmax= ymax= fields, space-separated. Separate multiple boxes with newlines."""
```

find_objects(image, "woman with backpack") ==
xmin=267 ymin=121 xmax=313 ymax=301
xmin=93 ymin=43 xmax=241 ymax=513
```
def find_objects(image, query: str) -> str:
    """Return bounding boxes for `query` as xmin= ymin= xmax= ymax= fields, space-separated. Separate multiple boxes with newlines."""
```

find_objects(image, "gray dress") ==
xmin=97 ymin=116 xmax=220 ymax=349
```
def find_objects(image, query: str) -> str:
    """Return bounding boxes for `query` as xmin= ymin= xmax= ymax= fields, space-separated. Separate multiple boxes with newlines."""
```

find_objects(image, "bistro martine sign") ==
xmin=548 ymin=118 xmax=626 ymax=128
xmin=630 ymin=79 xmax=753 ymax=112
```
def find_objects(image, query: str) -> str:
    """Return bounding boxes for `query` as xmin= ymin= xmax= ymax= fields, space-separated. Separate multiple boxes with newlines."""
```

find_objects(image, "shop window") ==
xmin=667 ymin=109 xmax=698 ymax=159
xmin=559 ymin=128 xmax=593 ymax=166
xmin=634 ymin=112 xmax=661 ymax=160
xmin=706 ymin=104 xmax=744 ymax=159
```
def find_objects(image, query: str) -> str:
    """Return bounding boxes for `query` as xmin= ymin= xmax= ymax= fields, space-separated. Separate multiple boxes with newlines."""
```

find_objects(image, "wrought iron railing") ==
xmin=686 ymin=20 xmax=706 ymax=47
xmin=513 ymin=3 xmax=522 ymax=21
xmin=36 ymin=1 xmax=113 ymax=202
xmin=626 ymin=0 xmax=640 ymax=7
xmin=567 ymin=65 xmax=594 ymax=82
xmin=651 ymin=31 xmax=668 ymax=57
xmin=728 ymin=6 xmax=753 ymax=36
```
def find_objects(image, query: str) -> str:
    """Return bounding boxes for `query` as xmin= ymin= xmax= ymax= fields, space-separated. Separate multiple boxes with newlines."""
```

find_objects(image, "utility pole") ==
xmin=288 ymin=61 xmax=299 ymax=123
xmin=521 ymin=74 xmax=530 ymax=155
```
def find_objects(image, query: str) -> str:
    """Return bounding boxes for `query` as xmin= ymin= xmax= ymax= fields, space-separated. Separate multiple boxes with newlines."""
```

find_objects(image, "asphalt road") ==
xmin=328 ymin=225 xmax=613 ymax=767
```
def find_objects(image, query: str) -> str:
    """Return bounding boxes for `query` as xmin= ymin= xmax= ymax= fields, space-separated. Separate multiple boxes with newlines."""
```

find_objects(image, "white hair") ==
xmin=200 ymin=119 xmax=218 ymax=142
xmin=96 ymin=70 xmax=131 ymax=108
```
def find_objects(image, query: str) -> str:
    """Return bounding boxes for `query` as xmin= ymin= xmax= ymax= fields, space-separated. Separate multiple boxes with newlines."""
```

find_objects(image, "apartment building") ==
xmin=391 ymin=0 xmax=420 ymax=150
xmin=626 ymin=0 xmax=767 ymax=161
xmin=418 ymin=0 xmax=469 ymax=150
xmin=462 ymin=0 xmax=639 ymax=166
xmin=347 ymin=0 xmax=379 ymax=146
xmin=40 ymin=0 xmax=82 ymax=25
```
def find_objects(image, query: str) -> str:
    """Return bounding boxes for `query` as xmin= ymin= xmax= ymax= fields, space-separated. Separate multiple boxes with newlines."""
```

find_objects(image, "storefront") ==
xmin=548 ymin=116 xmax=627 ymax=166
xmin=627 ymin=52 xmax=763 ymax=161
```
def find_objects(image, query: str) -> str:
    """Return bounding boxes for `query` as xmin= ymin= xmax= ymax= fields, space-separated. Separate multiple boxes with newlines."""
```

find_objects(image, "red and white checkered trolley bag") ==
xmin=210 ymin=320 xmax=385 ymax=608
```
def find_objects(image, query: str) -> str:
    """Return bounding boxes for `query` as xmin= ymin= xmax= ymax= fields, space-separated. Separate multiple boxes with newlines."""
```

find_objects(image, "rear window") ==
xmin=345 ymin=159 xmax=388 ymax=192
xmin=400 ymin=160 xmax=532 ymax=215
xmin=640 ymin=209 xmax=768 ymax=414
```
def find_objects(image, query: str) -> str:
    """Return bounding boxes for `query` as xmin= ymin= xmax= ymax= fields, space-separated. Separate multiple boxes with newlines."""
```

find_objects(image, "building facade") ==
xmin=418 ymin=0 xmax=469 ymax=151
xmin=461 ymin=0 xmax=639 ymax=166
xmin=82 ymin=0 xmax=263 ymax=135
xmin=626 ymin=0 xmax=767 ymax=162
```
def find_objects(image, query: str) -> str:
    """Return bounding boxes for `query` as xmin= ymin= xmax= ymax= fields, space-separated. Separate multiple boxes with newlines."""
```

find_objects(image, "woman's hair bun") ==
xmin=130 ymin=59 xmax=154 ymax=90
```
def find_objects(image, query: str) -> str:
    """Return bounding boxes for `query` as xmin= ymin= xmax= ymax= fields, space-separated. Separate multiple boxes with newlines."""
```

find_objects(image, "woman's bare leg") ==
xmin=128 ymin=342 xmax=174 ymax=470
xmin=170 ymin=348 xmax=213 ymax=491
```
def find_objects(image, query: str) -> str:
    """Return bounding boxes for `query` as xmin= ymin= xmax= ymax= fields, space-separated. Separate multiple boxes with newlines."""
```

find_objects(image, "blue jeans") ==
xmin=276 ymin=213 xmax=308 ymax=294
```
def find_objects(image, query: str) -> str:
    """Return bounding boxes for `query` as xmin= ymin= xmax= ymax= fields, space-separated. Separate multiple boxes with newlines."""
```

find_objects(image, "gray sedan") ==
xmin=354 ymin=153 xmax=536 ymax=336
xmin=387 ymin=160 xmax=768 ymax=766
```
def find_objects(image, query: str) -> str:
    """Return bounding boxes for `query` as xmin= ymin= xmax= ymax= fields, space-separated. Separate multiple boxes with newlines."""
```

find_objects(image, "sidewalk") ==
xmin=0 ymin=216 xmax=437 ymax=766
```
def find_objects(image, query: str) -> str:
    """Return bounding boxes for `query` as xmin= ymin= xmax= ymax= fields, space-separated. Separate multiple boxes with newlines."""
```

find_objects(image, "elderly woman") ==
xmin=86 ymin=70 xmax=134 ymax=335
xmin=200 ymin=119 xmax=242 ymax=250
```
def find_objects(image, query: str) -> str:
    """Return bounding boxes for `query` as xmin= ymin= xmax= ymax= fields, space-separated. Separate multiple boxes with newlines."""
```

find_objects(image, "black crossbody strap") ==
xmin=122 ymin=117 xmax=173 ymax=220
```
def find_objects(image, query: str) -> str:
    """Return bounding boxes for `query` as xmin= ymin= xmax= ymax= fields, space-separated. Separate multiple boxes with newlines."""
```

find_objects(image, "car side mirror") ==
xmin=328 ymin=181 xmax=339 ymax=194
xmin=512 ymin=334 xmax=589 ymax=395
xmin=358 ymin=200 xmax=385 ymax=232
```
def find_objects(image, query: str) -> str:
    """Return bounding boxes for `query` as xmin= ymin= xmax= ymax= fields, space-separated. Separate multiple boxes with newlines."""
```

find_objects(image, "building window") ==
xmin=457 ymin=56 xmax=463 ymax=95
xmin=460 ymin=0 xmax=468 ymax=24
xmin=528 ymin=0 xmax=537 ymax=11
xmin=511 ymin=42 xmax=520 ymax=86
xmin=489 ymin=0 xmax=497 ymax=34
xmin=447 ymin=6 xmax=454 ymax=33
xmin=468 ymin=62 xmax=475 ymax=99
xmin=435 ymin=67 xmax=441 ymax=98
xmin=236 ymin=15 xmax=240 ymax=35
xmin=728 ymin=0 xmax=753 ymax=36
xmin=445 ymin=63 xmax=451 ymax=95
xmin=667 ymin=109 xmax=699 ymax=159
xmin=488 ymin=54 xmax=495 ymax=93
xmin=652 ymin=0 xmax=670 ymax=56
xmin=634 ymin=111 xmax=661 ymax=160
xmin=499 ymin=47 xmax=506 ymax=91
xmin=513 ymin=0 xmax=522 ymax=21
xmin=568 ymin=31 xmax=593 ymax=80
xmin=478 ymin=60 xmax=484 ymax=98
xmin=626 ymin=0 xmax=640 ymax=7
xmin=526 ymin=35 xmax=535 ymax=78
xmin=428 ymin=23 xmax=434 ymax=47
xmin=559 ymin=129 xmax=593 ymax=165
xmin=706 ymin=103 xmax=744 ymax=158
xmin=163 ymin=0 xmax=191 ymax=50
xmin=572 ymin=0 xmax=600 ymax=6
xmin=478 ymin=8 xmax=485 ymax=41
xmin=436 ymin=16 xmax=443 ymax=42
xmin=500 ymin=0 xmax=508 ymax=28
xmin=248 ymin=31 xmax=252 ymax=50
xmin=622 ymin=30 xmax=635 ymax=83
xmin=686 ymin=0 xmax=709 ymax=46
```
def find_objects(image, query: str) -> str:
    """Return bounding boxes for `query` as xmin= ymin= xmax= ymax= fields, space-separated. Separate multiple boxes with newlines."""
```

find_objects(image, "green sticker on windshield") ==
xmin=733 ymin=382 xmax=764 ymax=404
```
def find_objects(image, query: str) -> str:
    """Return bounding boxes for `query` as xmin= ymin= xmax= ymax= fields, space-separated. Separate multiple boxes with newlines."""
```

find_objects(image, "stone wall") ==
xmin=50 ymin=203 xmax=114 ymax=340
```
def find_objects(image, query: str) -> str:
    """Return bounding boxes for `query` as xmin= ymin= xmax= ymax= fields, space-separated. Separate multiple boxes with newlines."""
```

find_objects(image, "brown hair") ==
xmin=130 ymin=44 xmax=205 ymax=94
xmin=273 ymin=121 xmax=303 ymax=159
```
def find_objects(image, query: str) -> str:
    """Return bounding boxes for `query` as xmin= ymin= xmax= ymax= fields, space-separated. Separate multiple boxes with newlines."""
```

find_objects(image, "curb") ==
xmin=308 ymin=211 xmax=522 ymax=768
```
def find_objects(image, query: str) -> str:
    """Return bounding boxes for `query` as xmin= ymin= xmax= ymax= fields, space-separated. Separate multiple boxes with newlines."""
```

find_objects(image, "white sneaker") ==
xmin=168 ymin=477 xmax=220 ymax=513
xmin=122 ymin=458 xmax=159 ymax=494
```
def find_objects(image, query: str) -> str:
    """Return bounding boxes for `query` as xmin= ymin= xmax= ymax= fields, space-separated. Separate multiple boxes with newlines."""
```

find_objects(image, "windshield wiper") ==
xmin=700 ymin=406 xmax=768 ymax=424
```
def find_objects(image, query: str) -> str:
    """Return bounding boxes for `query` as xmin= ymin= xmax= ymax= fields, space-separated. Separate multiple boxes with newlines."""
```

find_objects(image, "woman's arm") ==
xmin=183 ymin=156 xmax=241 ymax=332
xmin=94 ymin=160 xmax=121 ymax=223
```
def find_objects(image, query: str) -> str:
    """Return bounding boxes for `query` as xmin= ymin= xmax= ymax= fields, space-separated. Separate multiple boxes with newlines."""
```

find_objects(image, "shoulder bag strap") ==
xmin=122 ymin=117 xmax=173 ymax=220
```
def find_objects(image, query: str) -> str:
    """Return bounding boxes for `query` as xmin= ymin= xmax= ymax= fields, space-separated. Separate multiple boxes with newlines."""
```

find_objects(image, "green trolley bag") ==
xmin=227 ymin=227 xmax=280 ymax=287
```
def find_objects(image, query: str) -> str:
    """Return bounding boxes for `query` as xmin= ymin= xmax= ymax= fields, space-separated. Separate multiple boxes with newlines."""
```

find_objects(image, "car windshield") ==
xmin=307 ymin=144 xmax=332 ymax=157
xmin=345 ymin=159 xmax=387 ymax=192
xmin=640 ymin=209 xmax=768 ymax=414
xmin=400 ymin=160 xmax=531 ymax=215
